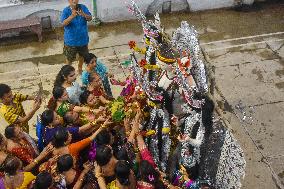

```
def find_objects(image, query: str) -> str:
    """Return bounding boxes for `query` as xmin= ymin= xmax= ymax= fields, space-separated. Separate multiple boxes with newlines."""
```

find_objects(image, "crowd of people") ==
xmin=0 ymin=53 xmax=211 ymax=189
xmin=0 ymin=0 xmax=219 ymax=189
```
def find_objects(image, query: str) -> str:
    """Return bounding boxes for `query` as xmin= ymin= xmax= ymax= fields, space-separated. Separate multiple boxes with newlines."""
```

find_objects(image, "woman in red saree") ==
xmin=5 ymin=125 xmax=38 ymax=165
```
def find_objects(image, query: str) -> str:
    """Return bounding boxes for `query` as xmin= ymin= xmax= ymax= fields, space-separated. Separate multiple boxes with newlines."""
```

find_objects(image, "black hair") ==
xmin=54 ymin=65 xmax=75 ymax=87
xmin=96 ymin=145 xmax=112 ymax=166
xmin=154 ymin=87 xmax=173 ymax=117
xmin=47 ymin=86 xmax=66 ymax=110
xmin=4 ymin=156 xmax=22 ymax=176
xmin=52 ymin=127 xmax=69 ymax=148
xmin=88 ymin=74 xmax=95 ymax=83
xmin=139 ymin=160 xmax=165 ymax=189
xmin=33 ymin=171 xmax=53 ymax=189
xmin=57 ymin=154 xmax=74 ymax=173
xmin=115 ymin=160 xmax=130 ymax=186
xmin=114 ymin=146 xmax=130 ymax=163
xmin=0 ymin=133 xmax=4 ymax=146
xmin=52 ymin=86 xmax=65 ymax=100
xmin=41 ymin=109 xmax=54 ymax=127
xmin=4 ymin=125 xmax=15 ymax=139
xmin=84 ymin=53 xmax=97 ymax=65
xmin=63 ymin=111 xmax=74 ymax=125
xmin=82 ymin=171 xmax=99 ymax=189
xmin=95 ymin=130 xmax=111 ymax=146
xmin=0 ymin=84 xmax=11 ymax=98
xmin=79 ymin=90 xmax=91 ymax=105
xmin=166 ymin=143 xmax=181 ymax=183
xmin=202 ymin=95 xmax=215 ymax=138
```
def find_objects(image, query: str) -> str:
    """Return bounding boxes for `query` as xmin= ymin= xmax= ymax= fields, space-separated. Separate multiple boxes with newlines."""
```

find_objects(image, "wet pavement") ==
xmin=0 ymin=2 xmax=283 ymax=188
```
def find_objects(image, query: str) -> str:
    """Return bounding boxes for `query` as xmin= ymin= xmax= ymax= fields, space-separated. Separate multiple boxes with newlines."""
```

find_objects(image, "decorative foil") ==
xmin=173 ymin=65 xmax=203 ymax=108
xmin=180 ymin=111 xmax=203 ymax=169
xmin=215 ymin=130 xmax=246 ymax=189
xmin=144 ymin=107 xmax=171 ymax=172
xmin=172 ymin=21 xmax=208 ymax=94
xmin=126 ymin=4 xmax=246 ymax=189
xmin=145 ymin=108 xmax=160 ymax=168
xmin=158 ymin=108 xmax=171 ymax=172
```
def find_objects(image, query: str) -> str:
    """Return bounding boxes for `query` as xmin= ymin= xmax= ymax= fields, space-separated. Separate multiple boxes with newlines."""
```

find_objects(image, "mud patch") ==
xmin=108 ymin=58 xmax=118 ymax=63
xmin=258 ymin=144 xmax=264 ymax=150
xmin=275 ymin=82 xmax=284 ymax=89
xmin=278 ymin=171 xmax=284 ymax=178
xmin=279 ymin=58 xmax=284 ymax=67
xmin=42 ymin=90 xmax=51 ymax=97
xmin=257 ymin=49 xmax=278 ymax=60
xmin=21 ymin=78 xmax=36 ymax=82
xmin=275 ymin=69 xmax=284 ymax=77
xmin=233 ymin=2 xmax=262 ymax=12
xmin=217 ymin=100 xmax=234 ymax=113
xmin=27 ymin=54 xmax=65 ymax=65
xmin=89 ymin=20 xmax=142 ymax=37
xmin=252 ymin=68 xmax=264 ymax=81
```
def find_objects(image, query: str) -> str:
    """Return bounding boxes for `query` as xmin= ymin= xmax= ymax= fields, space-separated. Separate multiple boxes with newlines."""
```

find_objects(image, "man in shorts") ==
xmin=61 ymin=0 xmax=92 ymax=74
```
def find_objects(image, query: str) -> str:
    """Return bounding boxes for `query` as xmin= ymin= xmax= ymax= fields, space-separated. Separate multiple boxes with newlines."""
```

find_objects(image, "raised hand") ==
xmin=83 ymin=161 xmax=93 ymax=172
xmin=94 ymin=162 xmax=103 ymax=178
xmin=124 ymin=117 xmax=131 ymax=127
xmin=41 ymin=143 xmax=54 ymax=156
xmin=96 ymin=115 xmax=106 ymax=123
xmin=171 ymin=115 xmax=178 ymax=126
xmin=101 ymin=117 xmax=112 ymax=128
xmin=71 ymin=8 xmax=78 ymax=18
xmin=33 ymin=98 xmax=42 ymax=110
xmin=177 ymin=134 xmax=191 ymax=142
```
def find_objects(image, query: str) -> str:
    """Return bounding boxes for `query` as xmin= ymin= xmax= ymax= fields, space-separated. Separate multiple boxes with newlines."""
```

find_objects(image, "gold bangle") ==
xmin=91 ymin=120 xmax=97 ymax=126
xmin=101 ymin=124 xmax=107 ymax=129
xmin=33 ymin=159 xmax=39 ymax=164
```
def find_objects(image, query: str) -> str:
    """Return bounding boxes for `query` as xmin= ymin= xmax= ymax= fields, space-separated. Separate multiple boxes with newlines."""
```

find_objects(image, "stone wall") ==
xmin=0 ymin=0 xmax=93 ymax=27
xmin=97 ymin=0 xmax=256 ymax=22
xmin=0 ymin=0 xmax=258 ymax=26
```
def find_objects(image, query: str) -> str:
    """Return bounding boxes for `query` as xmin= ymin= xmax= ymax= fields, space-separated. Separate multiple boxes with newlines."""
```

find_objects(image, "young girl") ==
xmin=54 ymin=65 xmax=83 ymax=105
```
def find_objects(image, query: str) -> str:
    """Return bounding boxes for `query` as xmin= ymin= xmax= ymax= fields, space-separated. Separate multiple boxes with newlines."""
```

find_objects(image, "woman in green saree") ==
xmin=47 ymin=86 xmax=102 ymax=119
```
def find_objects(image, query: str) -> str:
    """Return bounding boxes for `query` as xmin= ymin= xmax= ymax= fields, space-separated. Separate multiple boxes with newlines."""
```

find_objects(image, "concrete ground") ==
xmin=0 ymin=2 xmax=283 ymax=188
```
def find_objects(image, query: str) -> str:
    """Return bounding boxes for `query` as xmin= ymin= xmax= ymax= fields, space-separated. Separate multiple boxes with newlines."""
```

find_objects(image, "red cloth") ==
xmin=137 ymin=181 xmax=155 ymax=189
xmin=91 ymin=88 xmax=103 ymax=97
xmin=10 ymin=147 xmax=33 ymax=165
xmin=140 ymin=148 xmax=157 ymax=168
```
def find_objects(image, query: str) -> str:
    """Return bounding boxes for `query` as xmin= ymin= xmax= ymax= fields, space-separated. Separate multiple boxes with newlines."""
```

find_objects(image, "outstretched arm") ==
xmin=23 ymin=144 xmax=54 ymax=171
xmin=16 ymin=99 xmax=41 ymax=124
xmin=73 ymin=162 xmax=92 ymax=189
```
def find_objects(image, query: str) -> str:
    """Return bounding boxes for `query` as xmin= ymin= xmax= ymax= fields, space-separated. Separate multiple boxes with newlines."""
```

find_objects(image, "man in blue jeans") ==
xmin=61 ymin=0 xmax=92 ymax=74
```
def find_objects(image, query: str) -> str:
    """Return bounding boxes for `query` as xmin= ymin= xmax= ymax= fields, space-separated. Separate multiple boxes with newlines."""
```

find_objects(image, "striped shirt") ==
xmin=0 ymin=93 xmax=29 ymax=132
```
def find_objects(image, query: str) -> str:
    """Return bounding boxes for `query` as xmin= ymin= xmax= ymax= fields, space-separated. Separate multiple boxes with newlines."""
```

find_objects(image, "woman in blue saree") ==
xmin=81 ymin=53 xmax=113 ymax=98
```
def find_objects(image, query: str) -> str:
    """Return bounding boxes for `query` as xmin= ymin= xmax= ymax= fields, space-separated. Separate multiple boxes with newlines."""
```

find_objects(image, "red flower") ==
xmin=139 ymin=59 xmax=147 ymax=67
xmin=128 ymin=41 xmax=136 ymax=49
